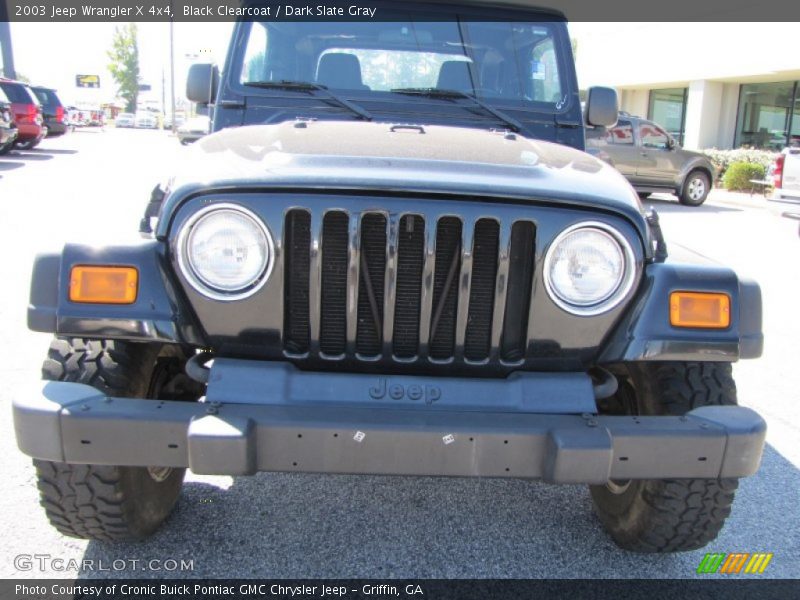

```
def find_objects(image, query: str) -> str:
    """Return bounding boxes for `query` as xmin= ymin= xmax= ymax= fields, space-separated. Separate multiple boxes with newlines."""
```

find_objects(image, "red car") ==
xmin=0 ymin=78 xmax=46 ymax=150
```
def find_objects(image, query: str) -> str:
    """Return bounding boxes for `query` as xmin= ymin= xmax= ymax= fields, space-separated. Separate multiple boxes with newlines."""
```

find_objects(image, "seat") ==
xmin=436 ymin=61 xmax=475 ymax=93
xmin=316 ymin=54 xmax=369 ymax=90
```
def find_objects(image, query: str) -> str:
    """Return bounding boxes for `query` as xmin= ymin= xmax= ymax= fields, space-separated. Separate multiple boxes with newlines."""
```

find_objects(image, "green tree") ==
xmin=107 ymin=23 xmax=140 ymax=112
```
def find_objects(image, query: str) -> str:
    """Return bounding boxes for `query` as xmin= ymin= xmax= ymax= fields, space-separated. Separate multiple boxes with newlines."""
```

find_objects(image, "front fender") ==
xmin=678 ymin=155 xmax=717 ymax=188
xmin=599 ymin=253 xmax=762 ymax=363
xmin=28 ymin=241 xmax=205 ymax=344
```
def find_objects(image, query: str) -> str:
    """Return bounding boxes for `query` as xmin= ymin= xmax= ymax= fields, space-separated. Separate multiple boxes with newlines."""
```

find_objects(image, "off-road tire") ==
xmin=591 ymin=362 xmax=739 ymax=552
xmin=679 ymin=170 xmax=711 ymax=206
xmin=34 ymin=338 xmax=192 ymax=541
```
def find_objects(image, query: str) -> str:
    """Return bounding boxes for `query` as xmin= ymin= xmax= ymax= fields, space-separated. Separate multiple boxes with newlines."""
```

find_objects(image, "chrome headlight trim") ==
xmin=543 ymin=221 xmax=637 ymax=316
xmin=176 ymin=203 xmax=275 ymax=301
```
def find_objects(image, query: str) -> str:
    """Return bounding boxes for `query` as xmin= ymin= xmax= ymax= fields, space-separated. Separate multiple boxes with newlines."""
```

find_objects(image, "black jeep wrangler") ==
xmin=16 ymin=3 xmax=766 ymax=553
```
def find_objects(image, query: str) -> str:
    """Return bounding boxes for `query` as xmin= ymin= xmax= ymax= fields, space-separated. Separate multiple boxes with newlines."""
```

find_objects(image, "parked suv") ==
xmin=17 ymin=4 xmax=764 ymax=553
xmin=0 ymin=78 xmax=45 ymax=150
xmin=0 ymin=86 xmax=19 ymax=154
xmin=586 ymin=112 xmax=716 ymax=206
xmin=31 ymin=86 xmax=67 ymax=137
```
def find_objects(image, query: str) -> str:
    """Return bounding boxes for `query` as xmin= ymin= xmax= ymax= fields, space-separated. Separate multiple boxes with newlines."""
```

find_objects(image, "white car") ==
xmin=134 ymin=112 xmax=158 ymax=129
xmin=772 ymin=147 xmax=800 ymax=200
xmin=115 ymin=112 xmax=135 ymax=128
xmin=177 ymin=116 xmax=210 ymax=145
xmin=163 ymin=114 xmax=185 ymax=130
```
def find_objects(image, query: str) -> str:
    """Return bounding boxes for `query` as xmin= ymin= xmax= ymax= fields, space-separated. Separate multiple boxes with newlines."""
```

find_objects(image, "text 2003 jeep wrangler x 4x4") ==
xmin=16 ymin=2 xmax=766 ymax=552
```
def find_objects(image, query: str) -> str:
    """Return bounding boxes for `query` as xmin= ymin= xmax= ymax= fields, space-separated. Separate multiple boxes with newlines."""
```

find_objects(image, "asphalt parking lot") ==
xmin=0 ymin=129 xmax=798 ymax=579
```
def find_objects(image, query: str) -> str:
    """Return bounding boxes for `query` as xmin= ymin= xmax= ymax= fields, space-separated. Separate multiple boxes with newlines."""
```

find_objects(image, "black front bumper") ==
xmin=14 ymin=361 xmax=766 ymax=483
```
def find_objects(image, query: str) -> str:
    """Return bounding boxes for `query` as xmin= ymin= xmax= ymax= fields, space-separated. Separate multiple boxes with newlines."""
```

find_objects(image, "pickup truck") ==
xmin=772 ymin=147 xmax=800 ymax=200
xmin=586 ymin=112 xmax=716 ymax=206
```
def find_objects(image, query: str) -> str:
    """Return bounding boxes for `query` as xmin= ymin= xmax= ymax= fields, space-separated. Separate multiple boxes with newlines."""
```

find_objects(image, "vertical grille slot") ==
xmin=356 ymin=213 xmax=387 ymax=356
xmin=283 ymin=210 xmax=311 ymax=354
xmin=501 ymin=221 xmax=536 ymax=361
xmin=393 ymin=215 xmax=425 ymax=358
xmin=464 ymin=219 xmax=500 ymax=361
xmin=320 ymin=211 xmax=349 ymax=355
xmin=429 ymin=217 xmax=462 ymax=359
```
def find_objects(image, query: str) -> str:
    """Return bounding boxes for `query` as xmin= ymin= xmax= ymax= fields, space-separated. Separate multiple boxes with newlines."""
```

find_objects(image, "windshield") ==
xmin=238 ymin=20 xmax=565 ymax=108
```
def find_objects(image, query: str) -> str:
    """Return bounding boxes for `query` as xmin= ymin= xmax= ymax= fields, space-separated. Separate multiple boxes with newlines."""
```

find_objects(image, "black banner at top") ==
xmin=3 ymin=0 xmax=800 ymax=22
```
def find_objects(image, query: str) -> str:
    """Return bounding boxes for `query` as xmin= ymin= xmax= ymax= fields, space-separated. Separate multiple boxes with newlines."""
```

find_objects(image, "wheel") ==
xmin=0 ymin=140 xmax=13 ymax=155
xmin=34 ymin=338 xmax=202 ymax=541
xmin=679 ymin=170 xmax=710 ymax=206
xmin=590 ymin=362 xmax=739 ymax=553
xmin=14 ymin=138 xmax=37 ymax=150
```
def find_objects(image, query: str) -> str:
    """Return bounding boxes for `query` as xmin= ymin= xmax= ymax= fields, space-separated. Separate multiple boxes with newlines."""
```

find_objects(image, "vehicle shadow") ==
xmin=645 ymin=196 xmax=742 ymax=214
xmin=5 ymin=151 xmax=54 ymax=162
xmin=75 ymin=443 xmax=798 ymax=579
xmin=0 ymin=160 xmax=24 ymax=172
xmin=769 ymin=196 xmax=800 ymax=207
xmin=35 ymin=148 xmax=78 ymax=155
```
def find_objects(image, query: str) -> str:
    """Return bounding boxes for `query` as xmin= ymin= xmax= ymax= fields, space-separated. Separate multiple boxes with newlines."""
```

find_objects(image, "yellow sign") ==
xmin=76 ymin=75 xmax=100 ymax=89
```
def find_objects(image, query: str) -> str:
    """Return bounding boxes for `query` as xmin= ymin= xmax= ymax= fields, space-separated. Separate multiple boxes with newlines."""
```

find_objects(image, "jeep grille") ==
xmin=283 ymin=208 xmax=536 ymax=365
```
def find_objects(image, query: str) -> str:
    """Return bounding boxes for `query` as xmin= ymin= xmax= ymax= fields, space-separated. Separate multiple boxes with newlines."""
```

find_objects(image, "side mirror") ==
xmin=585 ymin=86 xmax=619 ymax=128
xmin=667 ymin=137 xmax=677 ymax=150
xmin=187 ymin=63 xmax=219 ymax=105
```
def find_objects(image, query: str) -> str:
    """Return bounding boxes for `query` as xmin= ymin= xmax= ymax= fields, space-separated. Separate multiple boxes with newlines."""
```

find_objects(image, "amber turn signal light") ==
xmin=670 ymin=291 xmax=730 ymax=329
xmin=69 ymin=266 xmax=138 ymax=304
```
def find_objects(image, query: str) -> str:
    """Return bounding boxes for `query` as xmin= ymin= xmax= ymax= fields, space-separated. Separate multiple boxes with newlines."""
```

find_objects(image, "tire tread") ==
xmin=35 ymin=337 xmax=184 ymax=541
xmin=592 ymin=361 xmax=740 ymax=552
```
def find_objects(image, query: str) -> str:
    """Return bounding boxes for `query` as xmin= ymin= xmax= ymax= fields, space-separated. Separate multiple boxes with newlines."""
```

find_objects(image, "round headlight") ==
xmin=178 ymin=205 xmax=273 ymax=300
xmin=544 ymin=223 xmax=635 ymax=315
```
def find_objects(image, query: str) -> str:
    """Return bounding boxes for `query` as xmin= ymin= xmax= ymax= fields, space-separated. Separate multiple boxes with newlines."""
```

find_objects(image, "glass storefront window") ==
xmin=648 ymin=88 xmax=687 ymax=145
xmin=735 ymin=81 xmax=798 ymax=150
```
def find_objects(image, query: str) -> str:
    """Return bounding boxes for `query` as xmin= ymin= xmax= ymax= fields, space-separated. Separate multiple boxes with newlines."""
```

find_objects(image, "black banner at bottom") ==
xmin=1 ymin=579 xmax=798 ymax=600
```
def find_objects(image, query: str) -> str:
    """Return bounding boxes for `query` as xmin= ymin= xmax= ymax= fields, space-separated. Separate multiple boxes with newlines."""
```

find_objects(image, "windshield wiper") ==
xmin=244 ymin=80 xmax=373 ymax=122
xmin=391 ymin=87 xmax=524 ymax=134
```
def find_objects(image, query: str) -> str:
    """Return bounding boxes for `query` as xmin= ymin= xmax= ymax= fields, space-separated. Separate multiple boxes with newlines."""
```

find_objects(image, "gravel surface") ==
xmin=0 ymin=130 xmax=797 ymax=580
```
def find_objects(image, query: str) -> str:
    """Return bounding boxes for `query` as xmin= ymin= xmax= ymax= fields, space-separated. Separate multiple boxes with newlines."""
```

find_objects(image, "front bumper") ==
xmin=14 ymin=365 xmax=766 ymax=484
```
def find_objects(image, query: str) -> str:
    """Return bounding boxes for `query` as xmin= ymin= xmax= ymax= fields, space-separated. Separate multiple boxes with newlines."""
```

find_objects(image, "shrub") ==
xmin=722 ymin=162 xmax=766 ymax=191
xmin=703 ymin=148 xmax=778 ymax=180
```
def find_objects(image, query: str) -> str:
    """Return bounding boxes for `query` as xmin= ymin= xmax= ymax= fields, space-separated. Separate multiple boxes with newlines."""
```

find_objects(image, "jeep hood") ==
xmin=161 ymin=120 xmax=645 ymax=232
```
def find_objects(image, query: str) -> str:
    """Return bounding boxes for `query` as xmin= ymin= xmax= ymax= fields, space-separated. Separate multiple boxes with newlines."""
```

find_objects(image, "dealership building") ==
xmin=572 ymin=22 xmax=800 ymax=151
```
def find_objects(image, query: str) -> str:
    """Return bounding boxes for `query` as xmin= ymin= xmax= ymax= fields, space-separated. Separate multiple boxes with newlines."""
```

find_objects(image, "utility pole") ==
xmin=0 ymin=6 xmax=17 ymax=79
xmin=169 ymin=20 xmax=176 ymax=134
xmin=161 ymin=68 xmax=166 ymax=116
